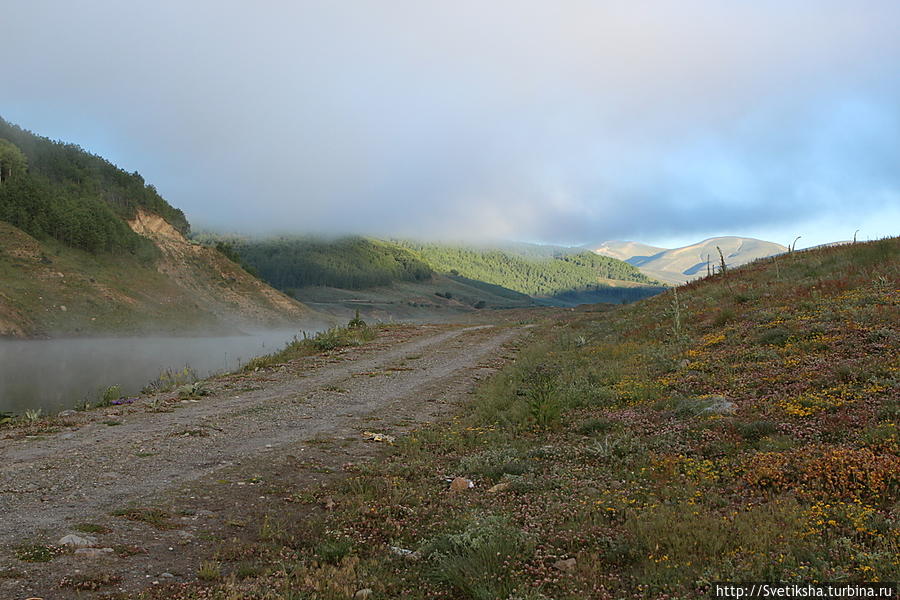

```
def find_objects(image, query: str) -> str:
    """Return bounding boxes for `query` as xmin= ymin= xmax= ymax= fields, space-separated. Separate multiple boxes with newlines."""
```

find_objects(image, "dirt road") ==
xmin=0 ymin=323 xmax=528 ymax=598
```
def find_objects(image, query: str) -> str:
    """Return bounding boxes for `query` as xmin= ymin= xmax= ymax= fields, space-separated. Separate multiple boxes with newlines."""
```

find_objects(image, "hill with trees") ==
xmin=220 ymin=236 xmax=665 ymax=308
xmin=0 ymin=118 xmax=311 ymax=337
xmin=224 ymin=236 xmax=434 ymax=291
xmin=397 ymin=241 xmax=663 ymax=297
xmin=0 ymin=117 xmax=188 ymax=256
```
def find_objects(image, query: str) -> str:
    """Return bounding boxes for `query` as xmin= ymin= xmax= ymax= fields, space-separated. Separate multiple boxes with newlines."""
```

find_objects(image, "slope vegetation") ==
xmin=228 ymin=236 xmax=433 ymax=290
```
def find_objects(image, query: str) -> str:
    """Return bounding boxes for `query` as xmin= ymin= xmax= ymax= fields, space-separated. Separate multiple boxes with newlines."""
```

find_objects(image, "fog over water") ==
xmin=0 ymin=328 xmax=323 ymax=415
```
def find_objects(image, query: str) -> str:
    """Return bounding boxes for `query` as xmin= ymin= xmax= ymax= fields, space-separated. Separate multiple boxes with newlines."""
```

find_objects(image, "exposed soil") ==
xmin=0 ymin=322 xmax=529 ymax=599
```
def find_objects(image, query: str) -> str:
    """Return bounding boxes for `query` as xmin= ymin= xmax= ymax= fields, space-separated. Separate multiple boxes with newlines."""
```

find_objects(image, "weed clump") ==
xmin=242 ymin=324 xmax=376 ymax=371
xmin=111 ymin=507 xmax=174 ymax=530
xmin=421 ymin=516 xmax=530 ymax=600
xmin=458 ymin=447 xmax=530 ymax=480
xmin=14 ymin=544 xmax=62 ymax=563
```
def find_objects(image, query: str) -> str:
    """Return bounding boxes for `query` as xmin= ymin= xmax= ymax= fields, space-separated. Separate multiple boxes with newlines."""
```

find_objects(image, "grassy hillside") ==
xmin=291 ymin=272 xmax=535 ymax=321
xmin=399 ymin=241 xmax=662 ymax=298
xmin=177 ymin=237 xmax=898 ymax=598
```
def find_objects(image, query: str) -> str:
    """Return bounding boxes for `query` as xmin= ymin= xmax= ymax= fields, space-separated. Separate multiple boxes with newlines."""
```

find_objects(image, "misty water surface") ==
xmin=0 ymin=328 xmax=323 ymax=414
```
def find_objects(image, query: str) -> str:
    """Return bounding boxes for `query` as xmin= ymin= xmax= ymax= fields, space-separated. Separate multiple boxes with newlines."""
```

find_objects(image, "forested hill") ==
xmin=220 ymin=235 xmax=664 ymax=301
xmin=397 ymin=241 xmax=662 ymax=296
xmin=0 ymin=117 xmax=188 ymax=254
xmin=218 ymin=236 xmax=433 ymax=291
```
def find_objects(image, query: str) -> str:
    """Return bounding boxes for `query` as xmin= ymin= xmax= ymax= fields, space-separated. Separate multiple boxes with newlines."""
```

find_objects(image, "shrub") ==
xmin=736 ymin=420 xmax=779 ymax=442
xmin=316 ymin=538 xmax=353 ymax=565
xmin=197 ymin=560 xmax=221 ymax=581
xmin=100 ymin=385 xmax=122 ymax=406
xmin=756 ymin=327 xmax=791 ymax=346
xmin=422 ymin=516 xmax=530 ymax=600
xmin=523 ymin=366 xmax=561 ymax=430
xmin=347 ymin=309 xmax=366 ymax=329
xmin=577 ymin=417 xmax=621 ymax=436
xmin=458 ymin=447 xmax=530 ymax=480
xmin=177 ymin=382 xmax=209 ymax=398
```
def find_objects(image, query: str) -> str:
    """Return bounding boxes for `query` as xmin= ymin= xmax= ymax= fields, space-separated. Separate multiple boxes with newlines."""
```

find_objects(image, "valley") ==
xmin=1 ymin=115 xmax=897 ymax=599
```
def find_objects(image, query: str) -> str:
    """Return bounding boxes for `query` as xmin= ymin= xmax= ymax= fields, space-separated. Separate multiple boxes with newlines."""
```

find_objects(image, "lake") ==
xmin=0 ymin=328 xmax=322 ymax=415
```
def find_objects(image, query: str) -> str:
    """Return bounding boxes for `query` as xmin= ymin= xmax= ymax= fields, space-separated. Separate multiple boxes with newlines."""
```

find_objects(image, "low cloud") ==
xmin=2 ymin=1 xmax=899 ymax=246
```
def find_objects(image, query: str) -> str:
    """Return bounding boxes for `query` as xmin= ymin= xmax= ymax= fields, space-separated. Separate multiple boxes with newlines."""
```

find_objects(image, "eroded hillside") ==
xmin=0 ymin=213 xmax=313 ymax=338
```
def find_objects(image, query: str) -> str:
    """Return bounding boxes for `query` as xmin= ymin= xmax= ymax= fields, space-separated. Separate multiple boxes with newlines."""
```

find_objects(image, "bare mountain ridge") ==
xmin=589 ymin=236 xmax=788 ymax=284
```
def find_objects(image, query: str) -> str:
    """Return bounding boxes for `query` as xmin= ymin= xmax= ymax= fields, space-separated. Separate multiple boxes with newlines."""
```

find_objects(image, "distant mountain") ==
xmin=589 ymin=240 xmax=667 ymax=263
xmin=589 ymin=237 xmax=788 ymax=284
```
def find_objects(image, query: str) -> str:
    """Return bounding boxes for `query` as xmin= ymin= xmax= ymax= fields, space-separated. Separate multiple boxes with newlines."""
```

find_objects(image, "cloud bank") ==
xmin=2 ymin=1 xmax=899 ymax=246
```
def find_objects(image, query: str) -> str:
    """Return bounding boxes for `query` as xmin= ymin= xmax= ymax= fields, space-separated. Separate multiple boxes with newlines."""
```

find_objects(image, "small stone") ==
xmin=701 ymin=396 xmax=737 ymax=415
xmin=59 ymin=305 xmax=67 ymax=311
xmin=58 ymin=534 xmax=96 ymax=548
xmin=450 ymin=477 xmax=474 ymax=492
xmin=354 ymin=589 xmax=373 ymax=599
xmin=388 ymin=546 xmax=420 ymax=560
xmin=58 ymin=410 xmax=77 ymax=418
xmin=553 ymin=557 xmax=577 ymax=572
xmin=678 ymin=358 xmax=691 ymax=369
xmin=487 ymin=481 xmax=510 ymax=493
xmin=323 ymin=496 xmax=336 ymax=510
xmin=161 ymin=572 xmax=175 ymax=579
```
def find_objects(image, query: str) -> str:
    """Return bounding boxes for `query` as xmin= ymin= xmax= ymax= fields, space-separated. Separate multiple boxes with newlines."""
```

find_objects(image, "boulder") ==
xmin=701 ymin=396 xmax=737 ymax=415
xmin=450 ymin=477 xmax=474 ymax=492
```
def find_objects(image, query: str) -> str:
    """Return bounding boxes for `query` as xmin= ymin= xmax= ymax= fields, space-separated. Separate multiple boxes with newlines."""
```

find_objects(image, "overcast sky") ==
xmin=2 ymin=1 xmax=899 ymax=248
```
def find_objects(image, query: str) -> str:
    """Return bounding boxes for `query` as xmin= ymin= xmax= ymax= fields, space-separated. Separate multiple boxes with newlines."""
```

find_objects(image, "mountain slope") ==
xmin=0 ymin=211 xmax=313 ymax=338
xmin=0 ymin=118 xmax=312 ymax=337
xmin=398 ymin=241 xmax=663 ymax=298
xmin=591 ymin=236 xmax=788 ymax=284
xmin=220 ymin=236 xmax=663 ymax=314
xmin=589 ymin=240 xmax=666 ymax=262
